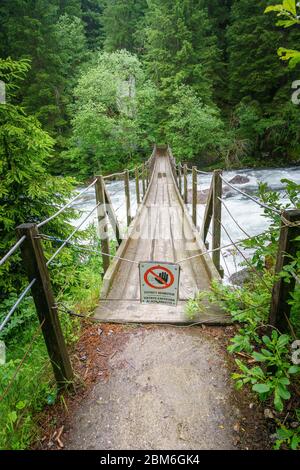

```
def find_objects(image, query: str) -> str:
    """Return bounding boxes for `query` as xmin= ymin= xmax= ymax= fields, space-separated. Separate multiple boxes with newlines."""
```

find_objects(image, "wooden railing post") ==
xmin=135 ymin=167 xmax=140 ymax=205
xmin=178 ymin=164 xmax=182 ymax=196
xmin=201 ymin=179 xmax=213 ymax=247
xmin=192 ymin=166 xmax=197 ymax=227
xmin=124 ymin=169 xmax=132 ymax=227
xmin=95 ymin=176 xmax=110 ymax=274
xmin=170 ymin=158 xmax=177 ymax=185
xmin=16 ymin=223 xmax=73 ymax=388
xmin=212 ymin=169 xmax=223 ymax=276
xmin=183 ymin=164 xmax=188 ymax=204
xmin=270 ymin=209 xmax=300 ymax=331
xmin=142 ymin=163 xmax=146 ymax=199
xmin=103 ymin=185 xmax=122 ymax=246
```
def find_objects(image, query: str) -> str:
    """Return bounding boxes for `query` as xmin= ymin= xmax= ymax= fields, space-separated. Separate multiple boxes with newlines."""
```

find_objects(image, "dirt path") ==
xmin=60 ymin=325 xmax=268 ymax=450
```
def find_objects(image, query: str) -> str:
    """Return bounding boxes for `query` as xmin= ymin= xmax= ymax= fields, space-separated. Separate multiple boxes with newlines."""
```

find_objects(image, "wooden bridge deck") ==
xmin=95 ymin=148 xmax=230 ymax=324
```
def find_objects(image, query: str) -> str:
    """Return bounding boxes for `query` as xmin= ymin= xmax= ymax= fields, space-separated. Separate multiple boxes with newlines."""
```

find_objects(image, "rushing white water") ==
xmin=71 ymin=166 xmax=300 ymax=281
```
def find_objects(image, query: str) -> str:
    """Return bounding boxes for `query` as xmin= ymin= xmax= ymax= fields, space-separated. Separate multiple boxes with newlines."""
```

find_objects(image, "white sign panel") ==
xmin=139 ymin=261 xmax=180 ymax=306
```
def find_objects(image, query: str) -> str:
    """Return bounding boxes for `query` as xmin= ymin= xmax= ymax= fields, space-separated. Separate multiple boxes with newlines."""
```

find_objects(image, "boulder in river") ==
xmin=187 ymin=186 xmax=233 ymax=203
xmin=187 ymin=189 xmax=210 ymax=204
xmin=228 ymin=175 xmax=250 ymax=185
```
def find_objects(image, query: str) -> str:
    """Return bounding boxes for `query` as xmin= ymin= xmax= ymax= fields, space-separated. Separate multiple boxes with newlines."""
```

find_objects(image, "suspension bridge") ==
xmin=95 ymin=145 xmax=228 ymax=324
xmin=0 ymin=144 xmax=299 ymax=388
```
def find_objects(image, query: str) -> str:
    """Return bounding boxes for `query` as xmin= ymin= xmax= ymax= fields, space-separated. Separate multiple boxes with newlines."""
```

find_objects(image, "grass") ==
xmin=0 ymin=236 xmax=104 ymax=450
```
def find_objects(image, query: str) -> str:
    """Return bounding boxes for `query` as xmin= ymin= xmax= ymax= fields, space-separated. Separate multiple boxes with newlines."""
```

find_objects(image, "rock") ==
xmin=187 ymin=188 xmax=210 ymax=204
xmin=229 ymin=268 xmax=252 ymax=286
xmin=186 ymin=182 xmax=238 ymax=204
xmin=290 ymin=422 xmax=300 ymax=429
xmin=225 ymin=326 xmax=233 ymax=333
xmin=264 ymin=408 xmax=274 ymax=420
xmin=221 ymin=186 xmax=235 ymax=199
xmin=229 ymin=175 xmax=250 ymax=185
xmin=97 ymin=328 xmax=103 ymax=336
xmin=233 ymin=422 xmax=241 ymax=433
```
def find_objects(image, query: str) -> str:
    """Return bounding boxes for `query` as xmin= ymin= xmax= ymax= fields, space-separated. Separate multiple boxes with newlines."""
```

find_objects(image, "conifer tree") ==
xmin=0 ymin=58 xmax=74 ymax=296
xmin=101 ymin=0 xmax=147 ymax=52
xmin=226 ymin=0 xmax=300 ymax=160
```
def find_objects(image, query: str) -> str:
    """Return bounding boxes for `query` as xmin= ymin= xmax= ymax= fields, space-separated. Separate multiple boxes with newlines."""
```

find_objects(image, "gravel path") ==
xmin=64 ymin=327 xmax=268 ymax=450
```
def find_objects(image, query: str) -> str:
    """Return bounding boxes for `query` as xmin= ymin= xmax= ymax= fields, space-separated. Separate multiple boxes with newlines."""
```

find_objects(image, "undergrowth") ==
xmin=0 ymin=226 xmax=106 ymax=450
xmin=186 ymin=178 xmax=300 ymax=450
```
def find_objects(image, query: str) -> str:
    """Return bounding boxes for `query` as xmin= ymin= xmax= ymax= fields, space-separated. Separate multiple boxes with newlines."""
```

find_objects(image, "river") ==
xmin=71 ymin=166 xmax=300 ymax=281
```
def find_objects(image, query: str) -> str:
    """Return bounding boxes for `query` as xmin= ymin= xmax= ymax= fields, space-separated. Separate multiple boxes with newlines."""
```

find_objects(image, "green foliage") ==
xmin=0 ymin=57 xmax=30 ymax=95
xmin=67 ymin=50 xmax=158 ymax=178
xmin=142 ymin=0 xmax=222 ymax=143
xmin=0 ymin=57 xmax=89 ymax=450
xmin=0 ymin=1 xmax=91 ymax=171
xmin=0 ymin=226 xmax=104 ymax=449
xmin=165 ymin=85 xmax=226 ymax=163
xmin=265 ymin=0 xmax=300 ymax=73
xmin=225 ymin=0 xmax=300 ymax=164
xmin=185 ymin=291 xmax=210 ymax=320
xmin=233 ymin=331 xmax=300 ymax=413
xmin=0 ymin=58 xmax=76 ymax=299
xmin=101 ymin=0 xmax=147 ymax=52
xmin=0 ymin=332 xmax=54 ymax=449
xmin=185 ymin=180 xmax=300 ymax=448
xmin=274 ymin=412 xmax=300 ymax=450
xmin=81 ymin=0 xmax=104 ymax=50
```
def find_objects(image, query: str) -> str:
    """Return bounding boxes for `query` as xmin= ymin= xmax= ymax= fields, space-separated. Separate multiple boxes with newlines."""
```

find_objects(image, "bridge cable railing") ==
xmin=0 ymin=154 xmax=155 ymax=333
xmin=1 ymin=146 xmax=299 ymax=396
xmin=0 ymin=147 xmax=158 ymax=393
xmin=0 ymin=235 xmax=26 ymax=268
xmin=37 ymin=178 xmax=98 ymax=229
xmin=169 ymin=151 xmax=300 ymax=333
xmin=0 ymin=199 xmax=101 ymax=345
xmin=0 ymin=179 xmax=99 ymax=268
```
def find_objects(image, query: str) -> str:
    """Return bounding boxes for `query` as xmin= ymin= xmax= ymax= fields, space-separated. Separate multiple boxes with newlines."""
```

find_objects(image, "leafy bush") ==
xmin=186 ymin=178 xmax=300 ymax=449
xmin=165 ymin=85 xmax=227 ymax=164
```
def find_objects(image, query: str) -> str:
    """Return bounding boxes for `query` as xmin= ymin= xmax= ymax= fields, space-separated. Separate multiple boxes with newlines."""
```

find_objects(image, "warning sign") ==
xmin=139 ymin=261 xmax=180 ymax=306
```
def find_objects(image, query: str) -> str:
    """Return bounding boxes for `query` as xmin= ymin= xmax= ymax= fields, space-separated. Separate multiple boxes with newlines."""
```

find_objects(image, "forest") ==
xmin=1 ymin=0 xmax=300 ymax=453
xmin=1 ymin=0 xmax=300 ymax=180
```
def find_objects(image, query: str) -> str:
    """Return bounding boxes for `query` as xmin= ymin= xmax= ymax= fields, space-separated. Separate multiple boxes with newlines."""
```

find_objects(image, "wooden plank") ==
xmin=95 ymin=176 xmax=110 ymax=274
xmin=212 ymin=170 xmax=222 ymax=276
xmin=124 ymin=169 xmax=132 ymax=227
xmin=100 ymin=157 xmax=157 ymax=299
xmin=269 ymin=209 xmax=300 ymax=331
xmin=192 ymin=166 xmax=197 ymax=227
xmin=103 ymin=183 xmax=122 ymax=246
xmin=16 ymin=223 xmax=73 ymax=388
xmin=95 ymin=299 xmax=232 ymax=325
